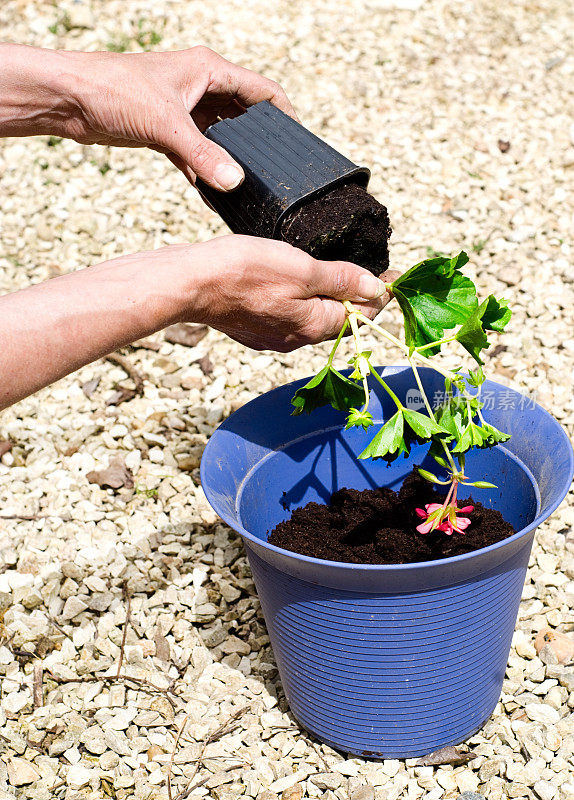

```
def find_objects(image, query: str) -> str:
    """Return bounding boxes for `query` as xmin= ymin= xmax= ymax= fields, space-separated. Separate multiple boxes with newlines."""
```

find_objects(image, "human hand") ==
xmin=58 ymin=46 xmax=295 ymax=191
xmin=165 ymin=235 xmax=395 ymax=352
xmin=0 ymin=233 xmax=396 ymax=408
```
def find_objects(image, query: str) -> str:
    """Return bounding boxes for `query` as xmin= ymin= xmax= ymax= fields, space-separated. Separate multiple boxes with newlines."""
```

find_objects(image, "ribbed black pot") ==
xmin=195 ymin=101 xmax=370 ymax=239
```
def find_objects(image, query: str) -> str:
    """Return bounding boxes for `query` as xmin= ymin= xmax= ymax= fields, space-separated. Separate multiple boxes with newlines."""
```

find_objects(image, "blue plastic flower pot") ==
xmin=201 ymin=367 xmax=573 ymax=758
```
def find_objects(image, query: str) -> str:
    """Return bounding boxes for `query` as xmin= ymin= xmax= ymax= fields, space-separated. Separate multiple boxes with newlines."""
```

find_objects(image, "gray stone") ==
xmin=61 ymin=563 xmax=84 ymax=581
xmin=547 ymin=667 xmax=574 ymax=692
xmin=60 ymin=596 xmax=88 ymax=621
xmin=87 ymin=592 xmax=113 ymax=612
xmin=201 ymin=621 xmax=228 ymax=648
xmin=350 ymin=788 xmax=376 ymax=800
xmin=309 ymin=773 xmax=344 ymax=791
xmin=80 ymin=726 xmax=107 ymax=755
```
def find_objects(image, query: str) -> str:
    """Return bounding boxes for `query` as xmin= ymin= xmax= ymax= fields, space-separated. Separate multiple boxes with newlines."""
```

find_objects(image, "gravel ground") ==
xmin=0 ymin=0 xmax=573 ymax=798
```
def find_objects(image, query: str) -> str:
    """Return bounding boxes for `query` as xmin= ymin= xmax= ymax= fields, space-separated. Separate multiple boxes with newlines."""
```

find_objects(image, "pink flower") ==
xmin=415 ymin=503 xmax=474 ymax=535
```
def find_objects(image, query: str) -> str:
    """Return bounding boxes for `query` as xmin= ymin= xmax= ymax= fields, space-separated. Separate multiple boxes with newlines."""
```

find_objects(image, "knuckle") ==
xmin=298 ymin=252 xmax=320 ymax=283
xmin=266 ymin=78 xmax=282 ymax=94
xmin=332 ymin=264 xmax=353 ymax=297
xmin=190 ymin=45 xmax=217 ymax=62
xmin=230 ymin=234 xmax=256 ymax=261
xmin=189 ymin=140 xmax=217 ymax=170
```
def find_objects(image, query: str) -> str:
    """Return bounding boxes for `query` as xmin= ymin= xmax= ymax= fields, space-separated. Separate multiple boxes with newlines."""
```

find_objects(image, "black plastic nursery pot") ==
xmin=196 ymin=101 xmax=391 ymax=275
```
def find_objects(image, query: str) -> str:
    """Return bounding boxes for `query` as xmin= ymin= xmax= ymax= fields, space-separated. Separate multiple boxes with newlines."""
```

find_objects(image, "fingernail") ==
xmin=358 ymin=275 xmax=387 ymax=300
xmin=214 ymin=163 xmax=244 ymax=191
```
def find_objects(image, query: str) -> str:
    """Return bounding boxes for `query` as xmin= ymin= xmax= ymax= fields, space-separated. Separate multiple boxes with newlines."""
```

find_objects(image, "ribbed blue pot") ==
xmin=201 ymin=367 xmax=573 ymax=758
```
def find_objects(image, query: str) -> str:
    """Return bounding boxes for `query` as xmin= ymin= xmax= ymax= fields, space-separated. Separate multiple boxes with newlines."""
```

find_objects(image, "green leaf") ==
xmin=358 ymin=411 xmax=409 ymax=462
xmin=434 ymin=400 xmax=466 ymax=440
xmin=403 ymin=409 xmax=448 ymax=439
xmin=456 ymin=295 xmax=511 ymax=365
xmin=291 ymin=366 xmax=365 ymax=416
xmin=391 ymin=251 xmax=477 ymax=353
xmin=452 ymin=421 xmax=491 ymax=453
xmin=482 ymin=295 xmax=511 ymax=332
xmin=455 ymin=302 xmax=490 ymax=364
xmin=345 ymin=408 xmax=374 ymax=431
xmin=467 ymin=366 xmax=485 ymax=387
xmin=468 ymin=480 xmax=497 ymax=488
xmin=480 ymin=423 xmax=511 ymax=446
xmin=452 ymin=420 xmax=510 ymax=453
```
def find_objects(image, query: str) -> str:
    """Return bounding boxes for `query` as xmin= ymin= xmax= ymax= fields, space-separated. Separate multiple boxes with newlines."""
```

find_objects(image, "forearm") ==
xmin=0 ymin=253 xmax=192 ymax=409
xmin=0 ymin=43 xmax=82 ymax=138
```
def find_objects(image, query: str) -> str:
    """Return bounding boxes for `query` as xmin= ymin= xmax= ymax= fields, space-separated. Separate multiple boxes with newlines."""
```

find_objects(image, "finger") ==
xmin=164 ymin=151 xmax=197 ymax=186
xmin=304 ymin=297 xmax=349 ymax=343
xmin=163 ymin=111 xmax=244 ymax=192
xmin=352 ymin=298 xmax=385 ymax=319
xmin=219 ymin=61 xmax=299 ymax=120
xmin=305 ymin=259 xmax=389 ymax=303
xmin=378 ymin=268 xmax=401 ymax=287
xmin=352 ymin=286 xmax=396 ymax=319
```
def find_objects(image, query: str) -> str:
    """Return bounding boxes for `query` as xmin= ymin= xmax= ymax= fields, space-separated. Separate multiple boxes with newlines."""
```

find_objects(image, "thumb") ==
xmin=164 ymin=112 xmax=244 ymax=192
xmin=309 ymin=259 xmax=389 ymax=302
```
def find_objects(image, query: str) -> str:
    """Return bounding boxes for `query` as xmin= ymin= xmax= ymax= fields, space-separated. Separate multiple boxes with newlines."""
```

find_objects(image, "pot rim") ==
xmin=201 ymin=366 xmax=574 ymax=572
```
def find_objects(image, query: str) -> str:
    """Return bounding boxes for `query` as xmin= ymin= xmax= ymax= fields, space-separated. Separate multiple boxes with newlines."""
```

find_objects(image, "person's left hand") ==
xmin=61 ymin=46 xmax=296 ymax=191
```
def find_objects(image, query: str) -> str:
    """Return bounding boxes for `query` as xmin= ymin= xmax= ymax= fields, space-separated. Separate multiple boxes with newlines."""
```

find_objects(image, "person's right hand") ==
xmin=161 ymin=235 xmax=396 ymax=352
xmin=0 ymin=233 xmax=397 ymax=409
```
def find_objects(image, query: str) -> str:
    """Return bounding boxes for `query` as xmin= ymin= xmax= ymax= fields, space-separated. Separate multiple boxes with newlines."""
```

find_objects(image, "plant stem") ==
xmin=354 ymin=311 xmax=460 ymax=383
xmin=343 ymin=301 xmax=371 ymax=410
xmin=343 ymin=300 xmax=361 ymax=348
xmin=409 ymin=358 xmax=458 ymax=475
xmin=408 ymin=359 xmax=435 ymax=420
xmin=415 ymin=335 xmax=457 ymax=353
xmin=327 ymin=318 xmax=349 ymax=366
xmin=361 ymin=376 xmax=370 ymax=413
xmin=369 ymin=367 xmax=403 ymax=410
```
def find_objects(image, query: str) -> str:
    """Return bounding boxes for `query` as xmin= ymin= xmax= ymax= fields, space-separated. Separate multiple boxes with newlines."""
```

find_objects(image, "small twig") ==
xmin=46 ymin=614 xmax=69 ymax=638
xmin=0 ymin=512 xmax=71 ymax=522
xmin=205 ymin=708 xmax=248 ymax=744
xmin=174 ymin=764 xmax=245 ymax=800
xmin=33 ymin=664 xmax=43 ymax=709
xmin=168 ymin=713 xmax=191 ymax=800
xmin=12 ymin=648 xmax=36 ymax=658
xmin=105 ymin=352 xmax=144 ymax=394
xmin=172 ymin=707 xmax=250 ymax=800
xmin=44 ymin=670 xmax=179 ymax=705
xmin=116 ymin=582 xmax=132 ymax=679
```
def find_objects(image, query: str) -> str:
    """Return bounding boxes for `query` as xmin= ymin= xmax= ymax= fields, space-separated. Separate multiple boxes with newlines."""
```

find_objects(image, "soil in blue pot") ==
xmin=268 ymin=467 xmax=515 ymax=564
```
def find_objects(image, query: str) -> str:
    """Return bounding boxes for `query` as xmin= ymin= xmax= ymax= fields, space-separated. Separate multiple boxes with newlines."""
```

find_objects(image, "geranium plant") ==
xmin=291 ymin=251 xmax=512 ymax=535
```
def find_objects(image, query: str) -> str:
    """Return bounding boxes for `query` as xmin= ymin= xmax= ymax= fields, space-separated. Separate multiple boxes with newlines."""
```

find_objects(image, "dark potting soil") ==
xmin=268 ymin=468 xmax=516 ymax=565
xmin=280 ymin=182 xmax=392 ymax=276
